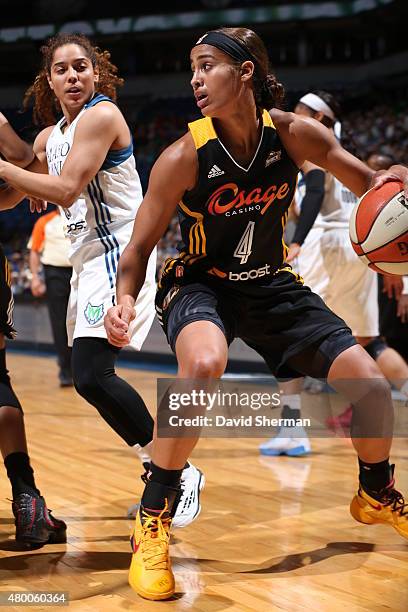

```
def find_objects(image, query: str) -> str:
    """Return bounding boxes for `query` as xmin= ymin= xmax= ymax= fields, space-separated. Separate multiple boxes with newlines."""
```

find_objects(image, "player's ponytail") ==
xmin=258 ymin=73 xmax=285 ymax=110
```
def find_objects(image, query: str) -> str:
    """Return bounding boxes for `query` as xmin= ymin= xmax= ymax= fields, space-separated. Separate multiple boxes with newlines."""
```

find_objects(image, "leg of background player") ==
xmin=72 ymin=336 xmax=204 ymax=528
xmin=358 ymin=336 xmax=408 ymax=396
xmin=259 ymin=378 xmax=311 ymax=456
xmin=328 ymin=336 xmax=408 ymax=430
xmin=0 ymin=334 xmax=66 ymax=546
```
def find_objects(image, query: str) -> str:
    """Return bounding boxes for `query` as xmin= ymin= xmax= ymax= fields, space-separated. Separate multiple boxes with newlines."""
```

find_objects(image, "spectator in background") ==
xmin=156 ymin=215 xmax=181 ymax=277
xmin=29 ymin=208 xmax=73 ymax=387
xmin=9 ymin=251 xmax=31 ymax=295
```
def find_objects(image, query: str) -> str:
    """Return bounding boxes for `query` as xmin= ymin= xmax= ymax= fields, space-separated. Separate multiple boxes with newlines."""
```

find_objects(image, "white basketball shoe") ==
xmin=127 ymin=456 xmax=205 ymax=528
xmin=173 ymin=463 xmax=205 ymax=528
xmin=259 ymin=426 xmax=311 ymax=457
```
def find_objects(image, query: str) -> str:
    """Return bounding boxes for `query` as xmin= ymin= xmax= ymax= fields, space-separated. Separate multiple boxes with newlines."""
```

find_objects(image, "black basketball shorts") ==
xmin=0 ymin=244 xmax=16 ymax=340
xmin=155 ymin=268 xmax=356 ymax=379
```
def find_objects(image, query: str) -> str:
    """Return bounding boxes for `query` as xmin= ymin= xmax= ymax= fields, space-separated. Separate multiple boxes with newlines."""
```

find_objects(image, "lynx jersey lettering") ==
xmin=163 ymin=110 xmax=298 ymax=282
xmin=46 ymin=93 xmax=143 ymax=247
xmin=295 ymin=170 xmax=358 ymax=229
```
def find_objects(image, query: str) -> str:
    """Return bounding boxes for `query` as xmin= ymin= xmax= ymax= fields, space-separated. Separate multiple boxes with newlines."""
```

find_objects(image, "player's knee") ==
xmin=367 ymin=375 xmax=391 ymax=400
xmin=182 ymin=352 xmax=225 ymax=378
xmin=364 ymin=337 xmax=388 ymax=361
xmin=73 ymin=368 xmax=101 ymax=402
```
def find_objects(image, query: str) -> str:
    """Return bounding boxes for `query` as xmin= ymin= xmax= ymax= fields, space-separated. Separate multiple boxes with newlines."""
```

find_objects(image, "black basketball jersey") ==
xmin=162 ymin=110 xmax=298 ymax=284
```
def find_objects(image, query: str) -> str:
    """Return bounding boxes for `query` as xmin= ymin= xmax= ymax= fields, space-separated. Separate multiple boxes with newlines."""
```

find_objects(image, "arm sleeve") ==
xmin=292 ymin=169 xmax=326 ymax=245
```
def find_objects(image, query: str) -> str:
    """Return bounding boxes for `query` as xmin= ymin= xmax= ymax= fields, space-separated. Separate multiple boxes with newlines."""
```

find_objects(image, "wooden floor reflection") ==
xmin=0 ymin=353 xmax=407 ymax=611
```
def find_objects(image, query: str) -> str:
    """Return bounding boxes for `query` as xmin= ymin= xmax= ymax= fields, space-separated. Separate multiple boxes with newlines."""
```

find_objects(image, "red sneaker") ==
xmin=326 ymin=404 xmax=353 ymax=431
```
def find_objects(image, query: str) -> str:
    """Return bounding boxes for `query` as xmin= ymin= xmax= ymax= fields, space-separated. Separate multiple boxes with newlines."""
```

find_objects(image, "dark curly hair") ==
xmin=211 ymin=27 xmax=285 ymax=112
xmin=24 ymin=33 xmax=124 ymax=126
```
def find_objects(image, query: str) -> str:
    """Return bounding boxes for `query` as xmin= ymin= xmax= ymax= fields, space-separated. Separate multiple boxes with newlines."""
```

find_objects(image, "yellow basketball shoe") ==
xmin=129 ymin=501 xmax=175 ymax=600
xmin=350 ymin=467 xmax=408 ymax=539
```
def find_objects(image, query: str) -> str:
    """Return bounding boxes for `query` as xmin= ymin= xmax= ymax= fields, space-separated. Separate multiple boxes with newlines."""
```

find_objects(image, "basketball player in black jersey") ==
xmin=104 ymin=28 xmax=408 ymax=600
xmin=0 ymin=111 xmax=66 ymax=546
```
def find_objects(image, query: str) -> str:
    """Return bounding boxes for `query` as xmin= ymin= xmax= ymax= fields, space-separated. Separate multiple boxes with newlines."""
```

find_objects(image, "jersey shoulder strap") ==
xmin=188 ymin=116 xmax=217 ymax=150
xmin=85 ymin=93 xmax=114 ymax=109
xmin=262 ymin=109 xmax=275 ymax=128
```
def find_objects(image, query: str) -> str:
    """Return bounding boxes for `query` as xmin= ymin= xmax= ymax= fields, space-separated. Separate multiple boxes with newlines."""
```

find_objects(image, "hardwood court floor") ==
xmin=0 ymin=352 xmax=408 ymax=611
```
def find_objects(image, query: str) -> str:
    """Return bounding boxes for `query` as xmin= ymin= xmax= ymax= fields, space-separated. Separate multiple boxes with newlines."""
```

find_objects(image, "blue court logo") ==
xmin=84 ymin=302 xmax=104 ymax=325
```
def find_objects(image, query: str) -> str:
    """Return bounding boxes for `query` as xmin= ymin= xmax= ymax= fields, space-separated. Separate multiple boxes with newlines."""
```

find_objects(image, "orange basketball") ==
xmin=349 ymin=181 xmax=408 ymax=275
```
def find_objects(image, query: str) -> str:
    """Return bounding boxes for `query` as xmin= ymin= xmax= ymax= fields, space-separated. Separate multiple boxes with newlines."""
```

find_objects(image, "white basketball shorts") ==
xmin=66 ymin=221 xmax=157 ymax=349
xmin=294 ymin=227 xmax=379 ymax=337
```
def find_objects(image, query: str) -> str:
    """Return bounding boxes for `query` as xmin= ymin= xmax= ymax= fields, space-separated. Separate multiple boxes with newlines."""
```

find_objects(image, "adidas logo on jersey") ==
xmin=208 ymin=164 xmax=225 ymax=178
xmin=265 ymin=150 xmax=281 ymax=167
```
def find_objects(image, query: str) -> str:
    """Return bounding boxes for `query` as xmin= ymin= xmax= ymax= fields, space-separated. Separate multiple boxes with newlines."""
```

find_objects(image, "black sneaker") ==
xmin=59 ymin=371 xmax=73 ymax=387
xmin=12 ymin=493 xmax=67 ymax=546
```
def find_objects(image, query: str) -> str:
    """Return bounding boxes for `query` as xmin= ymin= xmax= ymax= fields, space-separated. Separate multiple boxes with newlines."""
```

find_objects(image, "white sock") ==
xmin=133 ymin=441 xmax=152 ymax=464
xmin=281 ymin=394 xmax=301 ymax=412
xmin=400 ymin=380 xmax=408 ymax=398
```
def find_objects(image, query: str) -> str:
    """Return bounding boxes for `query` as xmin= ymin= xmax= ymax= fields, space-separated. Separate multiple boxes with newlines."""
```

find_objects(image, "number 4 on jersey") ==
xmin=233 ymin=221 xmax=255 ymax=264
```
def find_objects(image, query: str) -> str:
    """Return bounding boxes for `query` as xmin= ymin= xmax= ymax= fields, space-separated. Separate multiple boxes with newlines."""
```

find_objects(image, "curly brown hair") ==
xmin=24 ymin=33 xmax=124 ymax=126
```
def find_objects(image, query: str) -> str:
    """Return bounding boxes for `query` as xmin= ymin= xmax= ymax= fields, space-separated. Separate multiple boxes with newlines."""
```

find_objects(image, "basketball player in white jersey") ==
xmin=0 ymin=34 xmax=203 ymax=526
xmin=260 ymin=91 xmax=408 ymax=456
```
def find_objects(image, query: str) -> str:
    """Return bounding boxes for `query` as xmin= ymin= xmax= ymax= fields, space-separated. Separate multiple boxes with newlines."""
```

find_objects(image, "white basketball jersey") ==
xmin=46 ymin=94 xmax=143 ymax=244
xmin=295 ymin=170 xmax=358 ymax=230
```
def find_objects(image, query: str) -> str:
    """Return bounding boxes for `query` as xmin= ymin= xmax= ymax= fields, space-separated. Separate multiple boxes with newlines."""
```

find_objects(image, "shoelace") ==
xmin=382 ymin=488 xmax=408 ymax=517
xmin=140 ymin=503 xmax=171 ymax=570
xmin=10 ymin=495 xmax=34 ymax=511
xmin=177 ymin=479 xmax=190 ymax=507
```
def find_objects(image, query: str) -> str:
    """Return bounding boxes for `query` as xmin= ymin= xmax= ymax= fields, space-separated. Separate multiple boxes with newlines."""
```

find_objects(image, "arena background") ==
xmin=0 ymin=0 xmax=406 ymax=371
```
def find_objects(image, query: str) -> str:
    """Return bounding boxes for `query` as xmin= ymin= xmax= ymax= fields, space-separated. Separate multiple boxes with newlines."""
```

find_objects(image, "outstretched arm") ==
xmin=287 ymin=162 xmax=325 ymax=262
xmin=272 ymin=110 xmax=373 ymax=196
xmin=0 ymin=103 xmax=123 ymax=207
xmin=0 ymin=112 xmax=34 ymax=168
xmin=29 ymin=250 xmax=46 ymax=297
xmin=0 ymin=125 xmax=49 ymax=211
xmin=105 ymin=133 xmax=197 ymax=347
xmin=272 ymin=109 xmax=408 ymax=197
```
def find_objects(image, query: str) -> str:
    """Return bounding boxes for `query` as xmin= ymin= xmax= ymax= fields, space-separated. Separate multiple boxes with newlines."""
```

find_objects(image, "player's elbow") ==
xmin=58 ymin=185 xmax=81 ymax=208
xmin=0 ymin=190 xmax=23 ymax=210
xmin=5 ymin=146 xmax=33 ymax=168
xmin=0 ymin=201 xmax=17 ymax=211
xmin=126 ymin=241 xmax=151 ymax=265
xmin=6 ymin=154 xmax=30 ymax=168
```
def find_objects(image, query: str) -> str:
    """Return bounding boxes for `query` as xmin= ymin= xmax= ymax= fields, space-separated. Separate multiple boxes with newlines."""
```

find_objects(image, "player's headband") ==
xmin=299 ymin=92 xmax=342 ymax=139
xmin=194 ymin=31 xmax=256 ymax=65
xmin=299 ymin=93 xmax=335 ymax=121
